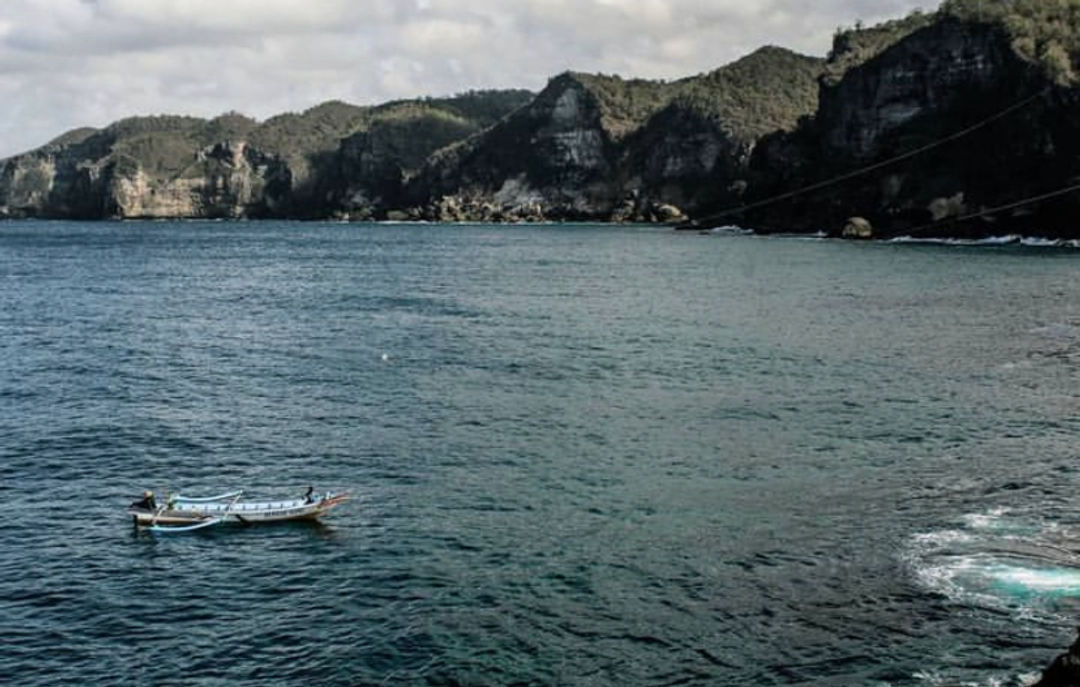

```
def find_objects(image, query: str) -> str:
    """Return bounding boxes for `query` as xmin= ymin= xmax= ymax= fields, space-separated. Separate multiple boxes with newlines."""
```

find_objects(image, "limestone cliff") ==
xmin=103 ymin=140 xmax=291 ymax=219
xmin=0 ymin=92 xmax=532 ymax=220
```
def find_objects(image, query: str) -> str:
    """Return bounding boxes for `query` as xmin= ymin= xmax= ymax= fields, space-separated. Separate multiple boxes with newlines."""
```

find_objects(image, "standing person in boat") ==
xmin=303 ymin=486 xmax=314 ymax=504
xmin=131 ymin=490 xmax=156 ymax=511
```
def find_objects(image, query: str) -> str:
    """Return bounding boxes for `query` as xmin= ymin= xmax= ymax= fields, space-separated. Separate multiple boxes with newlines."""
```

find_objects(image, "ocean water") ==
xmin=1 ymin=221 xmax=1079 ymax=687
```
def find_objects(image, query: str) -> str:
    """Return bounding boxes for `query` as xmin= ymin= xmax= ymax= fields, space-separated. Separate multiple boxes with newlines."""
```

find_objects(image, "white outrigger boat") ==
xmin=128 ymin=488 xmax=350 ymax=534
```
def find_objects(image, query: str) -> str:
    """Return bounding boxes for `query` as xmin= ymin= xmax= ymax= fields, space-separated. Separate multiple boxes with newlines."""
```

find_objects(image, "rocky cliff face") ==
xmin=0 ymin=114 xmax=287 ymax=219
xmin=102 ymin=140 xmax=292 ymax=219
xmin=617 ymin=104 xmax=746 ymax=215
xmin=0 ymin=92 xmax=533 ymax=220
xmin=738 ymin=16 xmax=1080 ymax=238
xmin=404 ymin=47 xmax=824 ymax=223
xmin=5 ymin=6 xmax=1076 ymax=234
xmin=333 ymin=112 xmax=480 ymax=220
xmin=405 ymin=74 xmax=622 ymax=222
xmin=819 ymin=19 xmax=1018 ymax=158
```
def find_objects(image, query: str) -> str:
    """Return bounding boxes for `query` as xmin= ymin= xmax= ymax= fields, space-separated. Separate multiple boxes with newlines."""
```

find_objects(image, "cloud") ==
xmin=0 ymin=0 xmax=929 ymax=158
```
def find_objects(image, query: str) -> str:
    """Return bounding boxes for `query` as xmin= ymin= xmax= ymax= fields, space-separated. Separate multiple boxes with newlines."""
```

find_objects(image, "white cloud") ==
xmin=0 ymin=0 xmax=930 ymax=157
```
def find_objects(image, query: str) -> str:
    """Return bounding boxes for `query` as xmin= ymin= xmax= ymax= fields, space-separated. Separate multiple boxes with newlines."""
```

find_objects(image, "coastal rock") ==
xmin=928 ymin=192 xmax=967 ymax=221
xmin=742 ymin=13 xmax=1080 ymax=239
xmin=842 ymin=216 xmax=873 ymax=239
xmin=1034 ymin=629 xmax=1080 ymax=687
xmin=646 ymin=202 xmax=688 ymax=224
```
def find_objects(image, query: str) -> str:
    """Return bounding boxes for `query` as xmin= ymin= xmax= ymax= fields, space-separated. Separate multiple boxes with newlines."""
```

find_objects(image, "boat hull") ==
xmin=129 ymin=493 xmax=349 ymax=527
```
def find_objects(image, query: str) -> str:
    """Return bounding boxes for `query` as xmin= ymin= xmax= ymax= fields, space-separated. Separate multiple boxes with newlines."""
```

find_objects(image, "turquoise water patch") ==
xmin=986 ymin=564 xmax=1080 ymax=597
xmin=909 ymin=509 xmax=1080 ymax=614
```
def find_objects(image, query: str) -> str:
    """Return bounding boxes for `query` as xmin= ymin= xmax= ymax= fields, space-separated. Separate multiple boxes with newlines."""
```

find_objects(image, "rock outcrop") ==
xmin=404 ymin=47 xmax=824 ymax=223
xmin=1034 ymin=629 xmax=1080 ymax=687
xmin=0 ymin=92 xmax=533 ymax=220
xmin=736 ymin=11 xmax=1080 ymax=239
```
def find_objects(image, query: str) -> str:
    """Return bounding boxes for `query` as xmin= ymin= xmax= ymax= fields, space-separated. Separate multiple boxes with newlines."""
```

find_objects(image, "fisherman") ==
xmin=131 ymin=490 xmax=157 ymax=511
xmin=304 ymin=486 xmax=314 ymax=504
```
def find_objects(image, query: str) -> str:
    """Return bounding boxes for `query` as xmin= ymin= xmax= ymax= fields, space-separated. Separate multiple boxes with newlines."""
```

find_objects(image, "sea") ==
xmin=1 ymin=220 xmax=1079 ymax=687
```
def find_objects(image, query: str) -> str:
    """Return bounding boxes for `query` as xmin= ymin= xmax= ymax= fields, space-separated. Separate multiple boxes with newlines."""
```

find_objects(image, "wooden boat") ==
xmin=128 ymin=489 xmax=349 ymax=534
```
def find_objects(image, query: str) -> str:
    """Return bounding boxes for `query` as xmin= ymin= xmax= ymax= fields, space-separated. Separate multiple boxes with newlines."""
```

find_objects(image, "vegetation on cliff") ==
xmin=941 ymin=0 xmax=1080 ymax=84
xmin=824 ymin=11 xmax=939 ymax=84
xmin=3 ymin=0 xmax=1078 ymax=231
xmin=674 ymin=47 xmax=824 ymax=139
xmin=401 ymin=45 xmax=827 ymax=223
xmin=735 ymin=1 xmax=1080 ymax=239
xmin=560 ymin=47 xmax=823 ymax=143
xmin=0 ymin=90 xmax=533 ymax=219
xmin=561 ymin=73 xmax=676 ymax=140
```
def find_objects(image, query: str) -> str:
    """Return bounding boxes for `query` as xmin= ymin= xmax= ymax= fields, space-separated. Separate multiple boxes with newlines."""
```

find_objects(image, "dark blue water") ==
xmin=2 ymin=221 xmax=1079 ymax=686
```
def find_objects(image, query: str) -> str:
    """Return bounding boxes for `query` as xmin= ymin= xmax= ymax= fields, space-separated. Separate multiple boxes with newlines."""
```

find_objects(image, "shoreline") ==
xmin=5 ymin=217 xmax=1080 ymax=248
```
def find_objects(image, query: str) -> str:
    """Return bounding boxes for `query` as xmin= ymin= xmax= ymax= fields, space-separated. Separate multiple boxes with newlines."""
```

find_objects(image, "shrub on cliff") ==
xmin=418 ymin=89 xmax=535 ymax=127
xmin=941 ymin=0 xmax=1080 ymax=84
xmin=560 ymin=47 xmax=822 ymax=145
xmin=564 ymin=73 xmax=677 ymax=140
xmin=676 ymin=47 xmax=824 ymax=139
xmin=825 ymin=10 xmax=939 ymax=84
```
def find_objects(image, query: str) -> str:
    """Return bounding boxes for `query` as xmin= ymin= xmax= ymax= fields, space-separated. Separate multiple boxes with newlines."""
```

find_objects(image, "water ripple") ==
xmin=1 ymin=222 xmax=1078 ymax=686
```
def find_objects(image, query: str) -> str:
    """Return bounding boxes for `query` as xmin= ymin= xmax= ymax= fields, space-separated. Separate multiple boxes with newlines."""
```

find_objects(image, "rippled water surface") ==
xmin=2 ymin=221 xmax=1080 ymax=686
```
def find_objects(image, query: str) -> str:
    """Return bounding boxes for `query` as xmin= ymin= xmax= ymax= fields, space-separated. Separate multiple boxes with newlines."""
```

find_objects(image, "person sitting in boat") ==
xmin=131 ymin=490 xmax=156 ymax=511
xmin=304 ymin=486 xmax=314 ymax=504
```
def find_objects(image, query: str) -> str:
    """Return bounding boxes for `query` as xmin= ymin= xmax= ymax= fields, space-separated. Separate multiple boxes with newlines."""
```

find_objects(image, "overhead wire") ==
xmin=690 ymin=87 xmax=1054 ymax=228
xmin=903 ymin=179 xmax=1080 ymax=236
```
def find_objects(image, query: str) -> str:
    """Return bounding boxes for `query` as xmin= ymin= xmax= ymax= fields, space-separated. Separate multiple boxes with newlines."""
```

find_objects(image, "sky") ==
xmin=0 ymin=0 xmax=932 ymax=158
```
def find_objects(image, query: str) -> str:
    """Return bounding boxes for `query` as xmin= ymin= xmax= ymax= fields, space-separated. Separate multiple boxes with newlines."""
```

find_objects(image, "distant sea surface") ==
xmin=2 ymin=221 xmax=1080 ymax=687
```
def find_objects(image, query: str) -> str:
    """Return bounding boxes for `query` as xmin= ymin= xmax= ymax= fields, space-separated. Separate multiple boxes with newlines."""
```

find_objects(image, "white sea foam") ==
xmin=911 ymin=529 xmax=975 ymax=547
xmin=909 ymin=553 xmax=1077 ymax=612
xmin=889 ymin=235 xmax=1022 ymax=246
xmin=906 ymin=508 xmax=1080 ymax=615
xmin=999 ymin=360 xmax=1034 ymax=371
xmin=784 ymin=230 xmax=827 ymax=240
xmin=888 ymin=234 xmax=1080 ymax=249
xmin=707 ymin=225 xmax=753 ymax=235
xmin=910 ymin=555 xmax=1003 ymax=607
xmin=986 ymin=564 xmax=1080 ymax=594
xmin=962 ymin=508 xmax=1012 ymax=531
xmin=1020 ymin=236 xmax=1064 ymax=247
xmin=913 ymin=665 xmax=1027 ymax=686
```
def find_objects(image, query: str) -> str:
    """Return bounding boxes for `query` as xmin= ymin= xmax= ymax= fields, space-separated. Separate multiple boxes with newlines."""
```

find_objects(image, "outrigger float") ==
xmin=128 ymin=488 xmax=350 ymax=534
